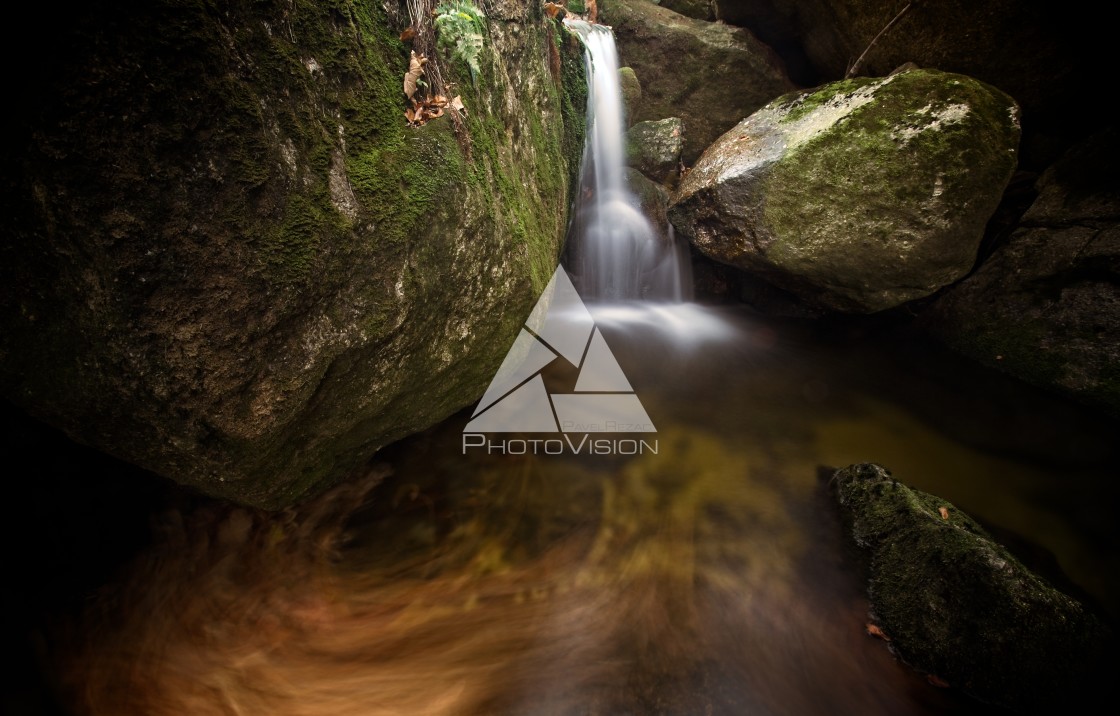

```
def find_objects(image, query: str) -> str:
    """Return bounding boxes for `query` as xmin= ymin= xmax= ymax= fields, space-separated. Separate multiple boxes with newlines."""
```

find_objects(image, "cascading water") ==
xmin=43 ymin=17 xmax=1119 ymax=716
xmin=564 ymin=20 xmax=692 ymax=302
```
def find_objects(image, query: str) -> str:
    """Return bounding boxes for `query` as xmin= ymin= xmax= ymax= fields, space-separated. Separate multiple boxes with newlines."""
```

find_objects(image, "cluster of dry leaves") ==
xmin=544 ymin=1 xmax=597 ymax=22
xmin=406 ymin=93 xmax=466 ymax=127
xmin=401 ymin=47 xmax=466 ymax=128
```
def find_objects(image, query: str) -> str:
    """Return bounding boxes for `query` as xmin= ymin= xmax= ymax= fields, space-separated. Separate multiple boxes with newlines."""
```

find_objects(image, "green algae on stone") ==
xmin=618 ymin=66 xmax=642 ymax=126
xmin=830 ymin=463 xmax=1112 ymax=713
xmin=669 ymin=69 xmax=1021 ymax=313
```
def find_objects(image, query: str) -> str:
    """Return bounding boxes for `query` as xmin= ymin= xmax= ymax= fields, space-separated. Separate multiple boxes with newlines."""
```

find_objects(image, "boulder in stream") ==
xmin=923 ymin=127 xmax=1120 ymax=416
xmin=669 ymin=69 xmax=1020 ymax=313
xmin=829 ymin=463 xmax=1112 ymax=714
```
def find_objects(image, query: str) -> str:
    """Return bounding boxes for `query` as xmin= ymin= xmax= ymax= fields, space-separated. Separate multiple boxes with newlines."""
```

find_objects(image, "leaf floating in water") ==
xmin=403 ymin=50 xmax=427 ymax=99
xmin=399 ymin=26 xmax=417 ymax=42
xmin=938 ymin=506 xmax=949 ymax=520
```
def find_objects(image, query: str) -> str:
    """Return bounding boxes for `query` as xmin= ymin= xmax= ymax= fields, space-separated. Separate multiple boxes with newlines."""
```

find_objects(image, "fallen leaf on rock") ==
xmin=405 ymin=94 xmax=459 ymax=127
xmin=544 ymin=2 xmax=564 ymax=18
xmin=399 ymin=26 xmax=416 ymax=41
xmin=927 ymin=674 xmax=950 ymax=688
xmin=450 ymin=95 xmax=466 ymax=113
xmin=865 ymin=623 xmax=891 ymax=641
xmin=403 ymin=50 xmax=427 ymax=99
xmin=939 ymin=506 xmax=949 ymax=520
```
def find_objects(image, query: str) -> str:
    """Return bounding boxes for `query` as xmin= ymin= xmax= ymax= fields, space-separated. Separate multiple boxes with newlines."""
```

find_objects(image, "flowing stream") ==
xmin=46 ymin=22 xmax=1120 ymax=716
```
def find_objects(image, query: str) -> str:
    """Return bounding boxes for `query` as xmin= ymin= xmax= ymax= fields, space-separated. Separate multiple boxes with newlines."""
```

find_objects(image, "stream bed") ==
xmin=31 ymin=303 xmax=1118 ymax=715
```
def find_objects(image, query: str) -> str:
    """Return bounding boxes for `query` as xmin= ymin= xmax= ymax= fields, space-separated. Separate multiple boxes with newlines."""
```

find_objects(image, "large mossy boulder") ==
xmin=923 ymin=128 xmax=1120 ymax=416
xmin=0 ymin=0 xmax=586 ymax=508
xmin=599 ymin=0 xmax=795 ymax=164
xmin=669 ymin=69 xmax=1020 ymax=313
xmin=830 ymin=463 xmax=1111 ymax=713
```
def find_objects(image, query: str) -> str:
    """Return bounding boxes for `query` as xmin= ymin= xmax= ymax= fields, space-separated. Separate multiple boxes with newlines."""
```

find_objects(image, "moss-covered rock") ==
xmin=599 ymin=0 xmax=794 ymax=164
xmin=626 ymin=117 xmax=683 ymax=185
xmin=618 ymin=66 xmax=642 ymax=125
xmin=830 ymin=463 xmax=1112 ymax=713
xmin=0 ymin=0 xmax=585 ymax=508
xmin=669 ymin=69 xmax=1020 ymax=313
xmin=922 ymin=127 xmax=1120 ymax=416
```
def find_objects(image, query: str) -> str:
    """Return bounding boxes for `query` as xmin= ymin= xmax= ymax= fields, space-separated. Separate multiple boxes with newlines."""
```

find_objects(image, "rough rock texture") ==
xmin=923 ymin=128 xmax=1120 ymax=415
xmin=711 ymin=0 xmax=1096 ymax=150
xmin=658 ymin=0 xmax=715 ymax=21
xmin=626 ymin=118 xmax=683 ymax=184
xmin=618 ymin=66 xmax=642 ymax=125
xmin=669 ymin=69 xmax=1020 ymax=313
xmin=830 ymin=463 xmax=1111 ymax=714
xmin=0 ymin=0 xmax=586 ymax=508
xmin=599 ymin=0 xmax=795 ymax=164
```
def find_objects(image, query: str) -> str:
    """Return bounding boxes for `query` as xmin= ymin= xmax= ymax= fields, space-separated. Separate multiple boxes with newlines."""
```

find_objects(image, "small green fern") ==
xmin=434 ymin=1 xmax=486 ymax=86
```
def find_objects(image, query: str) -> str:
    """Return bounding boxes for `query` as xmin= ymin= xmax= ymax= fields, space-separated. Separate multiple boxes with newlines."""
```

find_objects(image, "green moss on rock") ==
xmin=830 ymin=463 xmax=1112 ymax=713
xmin=670 ymin=69 xmax=1020 ymax=313
xmin=0 ymin=0 xmax=585 ymax=508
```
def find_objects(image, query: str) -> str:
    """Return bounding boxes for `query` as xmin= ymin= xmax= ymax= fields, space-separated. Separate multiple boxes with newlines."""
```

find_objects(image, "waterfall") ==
xmin=564 ymin=20 xmax=692 ymax=302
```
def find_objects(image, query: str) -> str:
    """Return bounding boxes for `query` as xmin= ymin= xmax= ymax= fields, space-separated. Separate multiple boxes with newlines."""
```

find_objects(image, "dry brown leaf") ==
xmin=865 ymin=623 xmax=891 ymax=641
xmin=403 ymin=51 xmax=427 ymax=99
xmin=938 ymin=506 xmax=949 ymax=520
xmin=544 ymin=2 xmax=564 ymax=18
xmin=927 ymin=674 xmax=950 ymax=688
xmin=399 ymin=27 xmax=417 ymax=42
xmin=450 ymin=95 xmax=466 ymax=113
xmin=587 ymin=0 xmax=598 ymax=23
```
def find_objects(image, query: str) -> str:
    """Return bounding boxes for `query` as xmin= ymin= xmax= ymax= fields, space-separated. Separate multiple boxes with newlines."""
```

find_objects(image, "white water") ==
xmin=565 ymin=20 xmax=693 ymax=302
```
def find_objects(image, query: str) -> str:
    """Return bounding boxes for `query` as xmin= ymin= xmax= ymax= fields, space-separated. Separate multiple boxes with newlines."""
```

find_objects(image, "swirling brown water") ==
xmin=55 ymin=306 xmax=1119 ymax=715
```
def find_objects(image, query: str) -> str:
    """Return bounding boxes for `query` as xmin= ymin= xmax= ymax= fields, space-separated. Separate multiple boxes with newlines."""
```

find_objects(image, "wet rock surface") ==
xmin=923 ymin=127 xmax=1120 ymax=416
xmin=670 ymin=69 xmax=1020 ymax=313
xmin=830 ymin=462 xmax=1113 ymax=714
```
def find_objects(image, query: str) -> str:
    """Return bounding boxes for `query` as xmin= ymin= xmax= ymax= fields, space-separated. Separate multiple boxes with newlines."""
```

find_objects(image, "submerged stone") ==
xmin=829 ymin=463 xmax=1112 ymax=713
xmin=669 ymin=69 xmax=1020 ymax=313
